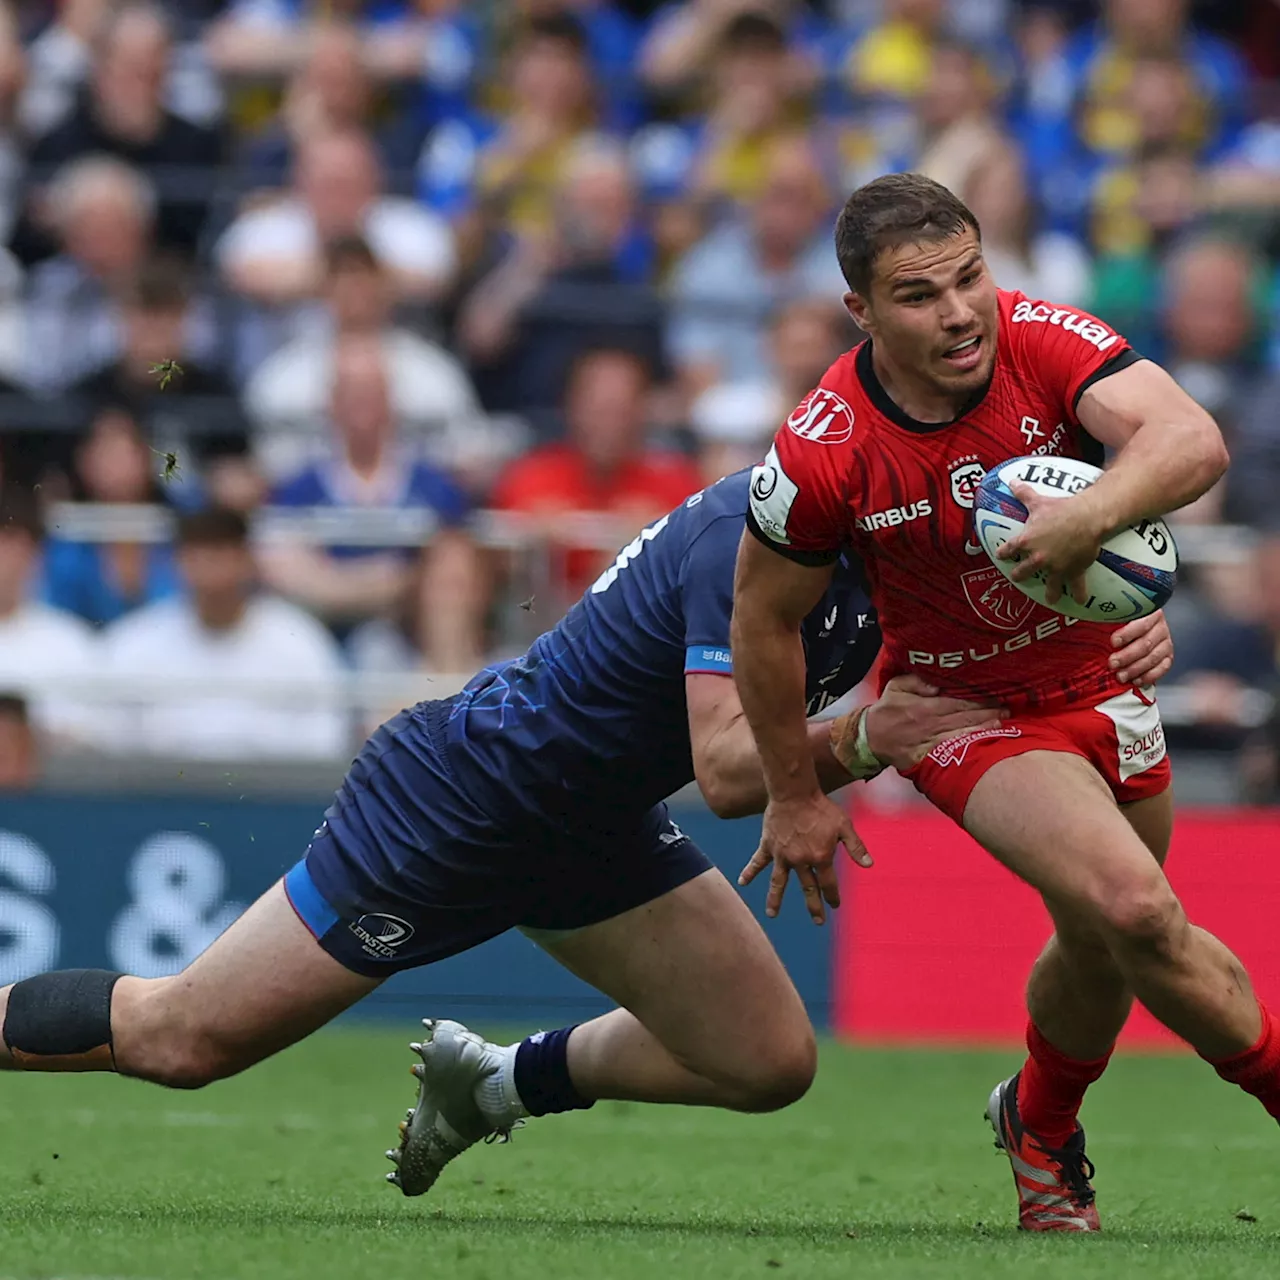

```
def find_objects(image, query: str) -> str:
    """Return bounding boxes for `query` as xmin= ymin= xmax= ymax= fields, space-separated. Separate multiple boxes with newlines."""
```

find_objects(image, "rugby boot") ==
xmin=386 ymin=1018 xmax=521 ymax=1196
xmin=986 ymin=1072 xmax=1101 ymax=1232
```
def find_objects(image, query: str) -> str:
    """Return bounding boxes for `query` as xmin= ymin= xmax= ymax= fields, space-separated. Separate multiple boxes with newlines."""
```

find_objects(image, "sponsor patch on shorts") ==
xmin=927 ymin=726 xmax=1023 ymax=768
xmin=1095 ymin=687 xmax=1166 ymax=781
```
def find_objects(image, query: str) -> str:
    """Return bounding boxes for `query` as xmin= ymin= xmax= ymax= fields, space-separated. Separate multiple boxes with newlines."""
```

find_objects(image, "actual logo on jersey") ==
xmin=1009 ymin=300 xmax=1120 ymax=352
xmin=349 ymin=913 xmax=416 ymax=960
xmin=928 ymin=725 xmax=1023 ymax=768
xmin=960 ymin=565 xmax=1036 ymax=632
xmin=786 ymin=387 xmax=855 ymax=445
xmin=749 ymin=445 xmax=799 ymax=544
xmin=948 ymin=455 xmax=985 ymax=509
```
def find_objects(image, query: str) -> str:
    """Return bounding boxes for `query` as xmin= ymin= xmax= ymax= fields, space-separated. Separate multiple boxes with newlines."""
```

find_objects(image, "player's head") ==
xmin=175 ymin=507 xmax=254 ymax=631
xmin=835 ymin=172 xmax=998 ymax=403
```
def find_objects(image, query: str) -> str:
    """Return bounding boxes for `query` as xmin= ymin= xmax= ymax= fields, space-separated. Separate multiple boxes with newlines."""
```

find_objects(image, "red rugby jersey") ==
xmin=746 ymin=289 xmax=1144 ymax=709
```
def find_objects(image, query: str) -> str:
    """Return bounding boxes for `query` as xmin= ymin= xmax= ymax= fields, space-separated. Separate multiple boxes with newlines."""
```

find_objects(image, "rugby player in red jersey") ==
xmin=733 ymin=173 xmax=1278 ymax=1231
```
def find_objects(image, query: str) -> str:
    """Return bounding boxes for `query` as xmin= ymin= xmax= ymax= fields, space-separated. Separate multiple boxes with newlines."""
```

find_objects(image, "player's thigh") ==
xmin=962 ymin=750 xmax=1173 ymax=926
xmin=537 ymin=867 xmax=812 ymax=1075
xmin=114 ymin=880 xmax=381 ymax=1077
xmin=1121 ymin=787 xmax=1174 ymax=866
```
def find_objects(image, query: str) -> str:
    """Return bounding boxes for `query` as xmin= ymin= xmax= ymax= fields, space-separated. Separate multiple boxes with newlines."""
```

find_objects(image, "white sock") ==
xmin=476 ymin=1041 xmax=528 ymax=1126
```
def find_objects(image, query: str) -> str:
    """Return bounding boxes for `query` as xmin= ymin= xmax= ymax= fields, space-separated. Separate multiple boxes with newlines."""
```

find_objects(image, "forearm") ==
xmin=730 ymin=607 xmax=822 ymax=803
xmin=697 ymin=713 xmax=852 ymax=819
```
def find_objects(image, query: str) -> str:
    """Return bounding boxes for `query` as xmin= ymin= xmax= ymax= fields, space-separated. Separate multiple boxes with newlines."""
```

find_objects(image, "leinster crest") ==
xmin=961 ymin=565 xmax=1035 ymax=632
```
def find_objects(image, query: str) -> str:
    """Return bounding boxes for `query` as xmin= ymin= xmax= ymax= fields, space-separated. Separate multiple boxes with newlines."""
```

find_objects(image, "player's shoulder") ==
xmin=781 ymin=345 xmax=866 ymax=447
xmin=998 ymin=288 xmax=1124 ymax=358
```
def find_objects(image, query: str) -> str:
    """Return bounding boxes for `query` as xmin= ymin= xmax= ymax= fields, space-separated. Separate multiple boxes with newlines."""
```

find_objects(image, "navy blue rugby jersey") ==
xmin=442 ymin=469 xmax=880 ymax=826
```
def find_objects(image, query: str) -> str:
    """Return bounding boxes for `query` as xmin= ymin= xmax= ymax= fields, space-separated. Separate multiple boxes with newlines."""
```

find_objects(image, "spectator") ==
xmin=364 ymin=0 xmax=480 ymax=130
xmin=246 ymin=234 xmax=481 ymax=478
xmin=0 ymin=692 xmax=36 ymax=790
xmin=1161 ymin=237 xmax=1265 ymax=430
xmin=458 ymin=137 xmax=661 ymax=424
xmin=962 ymin=144 xmax=1092 ymax=305
xmin=837 ymin=0 xmax=947 ymax=104
xmin=102 ymin=506 xmax=347 ymax=761
xmin=417 ymin=14 xmax=602 ymax=246
xmin=68 ymin=255 xmax=245 ymax=482
xmin=631 ymin=12 xmax=803 ymax=214
xmin=913 ymin=41 xmax=1009 ymax=204
xmin=41 ymin=407 xmax=181 ymax=628
xmin=690 ymin=297 xmax=851 ymax=483
xmin=639 ymin=0 xmax=819 ymax=104
xmin=235 ymin=22 xmax=422 ymax=197
xmin=0 ymin=9 xmax=24 ymax=244
xmin=1066 ymin=0 xmax=1248 ymax=165
xmin=22 ymin=156 xmax=162 ymax=392
xmin=1229 ymin=368 xmax=1280 ymax=533
xmin=26 ymin=4 xmax=224 ymax=257
xmin=262 ymin=335 xmax=487 ymax=671
xmin=217 ymin=126 xmax=455 ymax=309
xmin=667 ymin=135 xmax=844 ymax=397
xmin=0 ymin=486 xmax=98 ymax=744
xmin=491 ymin=346 xmax=702 ymax=607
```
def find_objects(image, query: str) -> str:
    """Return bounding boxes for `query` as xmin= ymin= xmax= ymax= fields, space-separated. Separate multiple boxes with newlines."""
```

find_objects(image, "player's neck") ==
xmin=868 ymin=341 xmax=971 ymax=424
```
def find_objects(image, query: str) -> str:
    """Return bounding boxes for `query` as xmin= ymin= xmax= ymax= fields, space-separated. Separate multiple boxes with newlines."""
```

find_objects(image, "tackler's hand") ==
xmin=995 ymin=482 xmax=1104 ymax=607
xmin=860 ymin=675 xmax=1008 ymax=772
xmin=1110 ymin=608 xmax=1174 ymax=686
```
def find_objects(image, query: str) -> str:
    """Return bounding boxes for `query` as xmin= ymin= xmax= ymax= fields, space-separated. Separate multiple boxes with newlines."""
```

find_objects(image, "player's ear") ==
xmin=843 ymin=290 xmax=873 ymax=333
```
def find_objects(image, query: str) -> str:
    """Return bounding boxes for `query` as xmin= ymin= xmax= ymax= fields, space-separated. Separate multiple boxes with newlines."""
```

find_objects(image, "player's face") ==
xmin=846 ymin=228 xmax=999 ymax=405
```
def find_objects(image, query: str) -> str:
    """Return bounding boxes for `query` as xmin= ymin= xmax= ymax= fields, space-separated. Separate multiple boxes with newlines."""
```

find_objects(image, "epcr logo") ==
xmin=786 ymin=388 xmax=855 ymax=445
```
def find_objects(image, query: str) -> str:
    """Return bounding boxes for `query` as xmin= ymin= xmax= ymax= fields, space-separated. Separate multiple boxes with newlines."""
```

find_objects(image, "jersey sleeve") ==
xmin=1006 ymin=294 xmax=1144 ymax=416
xmin=745 ymin=383 xmax=859 ymax=566
xmin=679 ymin=515 xmax=741 ymax=675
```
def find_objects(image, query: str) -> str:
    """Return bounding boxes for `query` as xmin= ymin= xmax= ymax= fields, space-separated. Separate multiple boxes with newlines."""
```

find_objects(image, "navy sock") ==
xmin=513 ymin=1025 xmax=594 ymax=1117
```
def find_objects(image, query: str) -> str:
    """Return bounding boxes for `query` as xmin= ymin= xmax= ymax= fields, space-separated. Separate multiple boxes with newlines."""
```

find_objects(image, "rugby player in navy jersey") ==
xmin=0 ymin=469 xmax=1171 ymax=1198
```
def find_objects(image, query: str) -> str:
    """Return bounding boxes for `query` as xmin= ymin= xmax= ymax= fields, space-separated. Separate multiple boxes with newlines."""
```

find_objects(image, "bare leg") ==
xmin=539 ymin=868 xmax=816 ymax=1113
xmin=0 ymin=881 xmax=380 ymax=1087
xmin=965 ymin=752 xmax=1260 ymax=1058
xmin=1022 ymin=789 xmax=1175 ymax=1059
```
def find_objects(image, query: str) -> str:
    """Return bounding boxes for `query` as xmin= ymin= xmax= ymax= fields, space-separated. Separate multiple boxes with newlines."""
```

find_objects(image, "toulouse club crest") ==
xmin=786 ymin=388 xmax=855 ymax=445
xmin=949 ymin=455 xmax=985 ymax=509
xmin=961 ymin=565 xmax=1035 ymax=632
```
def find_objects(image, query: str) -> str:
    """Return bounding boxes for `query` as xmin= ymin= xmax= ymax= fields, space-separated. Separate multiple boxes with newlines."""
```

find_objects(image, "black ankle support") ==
xmin=3 ymin=969 xmax=123 ymax=1071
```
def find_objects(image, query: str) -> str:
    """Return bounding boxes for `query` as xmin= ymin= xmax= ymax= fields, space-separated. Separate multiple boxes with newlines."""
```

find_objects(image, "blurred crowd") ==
xmin=0 ymin=0 xmax=1277 ymax=787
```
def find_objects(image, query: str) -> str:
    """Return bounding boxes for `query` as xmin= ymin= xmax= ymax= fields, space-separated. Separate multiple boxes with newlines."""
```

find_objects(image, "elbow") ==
xmin=697 ymin=767 xmax=756 ymax=820
xmin=1193 ymin=413 xmax=1230 ymax=489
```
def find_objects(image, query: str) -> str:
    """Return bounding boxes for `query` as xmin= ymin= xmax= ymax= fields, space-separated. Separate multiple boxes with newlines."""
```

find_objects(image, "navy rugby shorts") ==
xmin=283 ymin=699 xmax=712 ymax=977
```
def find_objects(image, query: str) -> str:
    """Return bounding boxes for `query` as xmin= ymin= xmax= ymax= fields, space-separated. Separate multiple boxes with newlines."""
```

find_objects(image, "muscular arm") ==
xmin=687 ymin=672 xmax=850 ymax=820
xmin=729 ymin=529 xmax=835 ymax=805
xmin=1074 ymin=360 xmax=1229 ymax=535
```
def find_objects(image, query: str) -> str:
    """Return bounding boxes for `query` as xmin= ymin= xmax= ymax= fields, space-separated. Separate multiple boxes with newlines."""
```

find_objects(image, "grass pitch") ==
xmin=0 ymin=1026 xmax=1276 ymax=1280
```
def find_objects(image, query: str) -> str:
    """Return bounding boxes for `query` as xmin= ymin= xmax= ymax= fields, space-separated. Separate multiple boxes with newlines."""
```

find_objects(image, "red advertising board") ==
xmin=835 ymin=809 xmax=1280 ymax=1047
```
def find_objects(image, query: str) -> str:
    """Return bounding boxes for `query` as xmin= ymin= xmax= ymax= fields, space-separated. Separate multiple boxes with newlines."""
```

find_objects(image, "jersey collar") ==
xmin=855 ymin=339 xmax=994 ymax=434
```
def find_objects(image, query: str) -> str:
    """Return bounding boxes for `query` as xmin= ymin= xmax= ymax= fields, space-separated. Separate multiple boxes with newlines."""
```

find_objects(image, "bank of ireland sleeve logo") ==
xmin=749 ymin=445 xmax=800 ymax=544
xmin=786 ymin=387 xmax=855 ymax=445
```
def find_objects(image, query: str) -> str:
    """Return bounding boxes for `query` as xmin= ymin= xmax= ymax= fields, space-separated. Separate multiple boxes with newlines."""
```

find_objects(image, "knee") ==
xmin=118 ymin=982 xmax=242 ymax=1090
xmin=1096 ymin=877 xmax=1187 ymax=962
xmin=726 ymin=1024 xmax=818 ymax=1114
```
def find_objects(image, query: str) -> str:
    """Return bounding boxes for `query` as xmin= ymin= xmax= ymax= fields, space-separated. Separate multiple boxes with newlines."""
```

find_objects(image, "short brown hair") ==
xmin=176 ymin=506 xmax=248 ymax=549
xmin=834 ymin=173 xmax=981 ymax=295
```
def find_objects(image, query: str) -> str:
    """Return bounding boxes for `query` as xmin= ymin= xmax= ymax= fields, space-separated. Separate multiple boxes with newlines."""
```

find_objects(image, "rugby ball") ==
xmin=974 ymin=456 xmax=1177 ymax=622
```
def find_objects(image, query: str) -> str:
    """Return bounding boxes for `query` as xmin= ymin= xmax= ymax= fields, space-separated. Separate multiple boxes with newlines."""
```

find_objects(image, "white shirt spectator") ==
xmin=246 ymin=326 xmax=481 ymax=480
xmin=101 ymin=594 xmax=347 ymax=761
xmin=216 ymin=197 xmax=456 ymax=287
xmin=0 ymin=601 xmax=99 ymax=743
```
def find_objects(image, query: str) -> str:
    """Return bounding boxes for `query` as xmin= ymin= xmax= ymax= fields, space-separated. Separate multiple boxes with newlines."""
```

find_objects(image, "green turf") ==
xmin=0 ymin=1027 xmax=1276 ymax=1280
